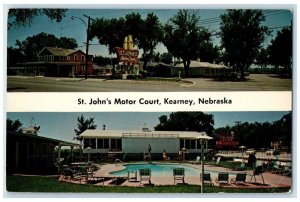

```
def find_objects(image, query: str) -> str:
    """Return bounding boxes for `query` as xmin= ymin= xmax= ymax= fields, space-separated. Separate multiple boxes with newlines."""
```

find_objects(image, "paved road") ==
xmin=7 ymin=74 xmax=292 ymax=92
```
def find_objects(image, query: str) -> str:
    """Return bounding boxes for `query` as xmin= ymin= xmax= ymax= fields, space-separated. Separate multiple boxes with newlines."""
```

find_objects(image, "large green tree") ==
xmin=154 ymin=112 xmax=214 ymax=136
xmin=7 ymin=119 xmax=23 ymax=133
xmin=255 ymin=48 xmax=269 ymax=73
xmin=214 ymin=112 xmax=292 ymax=150
xmin=90 ymin=17 xmax=126 ymax=54
xmin=8 ymin=9 xmax=67 ymax=29
xmin=74 ymin=115 xmax=97 ymax=142
xmin=267 ymin=25 xmax=292 ymax=77
xmin=219 ymin=9 xmax=269 ymax=79
xmin=138 ymin=13 xmax=164 ymax=69
xmin=14 ymin=32 xmax=78 ymax=61
xmin=90 ymin=12 xmax=163 ymax=69
xmin=7 ymin=47 xmax=26 ymax=68
xmin=163 ymin=10 xmax=211 ymax=77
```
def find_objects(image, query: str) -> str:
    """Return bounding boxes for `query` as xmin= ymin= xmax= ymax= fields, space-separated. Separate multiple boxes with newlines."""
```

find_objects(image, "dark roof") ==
xmin=7 ymin=131 xmax=81 ymax=147
xmin=37 ymin=47 xmax=85 ymax=57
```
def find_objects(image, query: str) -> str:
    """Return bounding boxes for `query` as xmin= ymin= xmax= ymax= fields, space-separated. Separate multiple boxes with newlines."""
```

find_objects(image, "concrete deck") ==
xmin=59 ymin=162 xmax=291 ymax=189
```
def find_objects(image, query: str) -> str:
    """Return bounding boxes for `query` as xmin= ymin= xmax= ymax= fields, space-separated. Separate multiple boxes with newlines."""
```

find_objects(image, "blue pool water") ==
xmin=111 ymin=163 xmax=202 ymax=177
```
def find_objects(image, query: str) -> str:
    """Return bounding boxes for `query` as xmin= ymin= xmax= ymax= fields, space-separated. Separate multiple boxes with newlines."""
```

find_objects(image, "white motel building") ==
xmin=80 ymin=126 xmax=211 ymax=161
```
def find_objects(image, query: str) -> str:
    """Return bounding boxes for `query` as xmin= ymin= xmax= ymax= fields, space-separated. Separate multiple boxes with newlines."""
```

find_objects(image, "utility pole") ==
xmin=71 ymin=15 xmax=93 ymax=80
xmin=84 ymin=15 xmax=91 ymax=80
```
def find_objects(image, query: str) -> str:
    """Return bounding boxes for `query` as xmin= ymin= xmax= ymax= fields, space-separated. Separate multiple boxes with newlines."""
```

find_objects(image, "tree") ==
xmin=154 ymin=112 xmax=214 ymax=136
xmin=163 ymin=10 xmax=211 ymax=77
xmin=8 ymin=9 xmax=67 ymax=29
xmin=90 ymin=12 xmax=163 ymax=70
xmin=214 ymin=112 xmax=292 ymax=150
xmin=160 ymin=52 xmax=173 ymax=64
xmin=7 ymin=119 xmax=23 ymax=133
xmin=219 ymin=10 xmax=269 ymax=79
xmin=267 ymin=25 xmax=292 ymax=77
xmin=272 ymin=112 xmax=292 ymax=149
xmin=256 ymin=48 xmax=269 ymax=73
xmin=138 ymin=13 xmax=164 ymax=69
xmin=198 ymin=42 xmax=221 ymax=63
xmin=74 ymin=115 xmax=97 ymax=142
xmin=90 ymin=17 xmax=126 ymax=54
xmin=15 ymin=32 xmax=78 ymax=61
xmin=7 ymin=47 xmax=26 ymax=67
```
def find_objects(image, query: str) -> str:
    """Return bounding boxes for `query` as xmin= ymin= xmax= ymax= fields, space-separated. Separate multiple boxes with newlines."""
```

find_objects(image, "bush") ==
xmin=126 ymin=74 xmax=138 ymax=79
xmin=139 ymin=71 xmax=147 ymax=78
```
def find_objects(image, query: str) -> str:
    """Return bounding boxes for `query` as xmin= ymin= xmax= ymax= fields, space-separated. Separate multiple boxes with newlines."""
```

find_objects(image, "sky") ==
xmin=7 ymin=8 xmax=293 ymax=57
xmin=7 ymin=111 xmax=290 ymax=143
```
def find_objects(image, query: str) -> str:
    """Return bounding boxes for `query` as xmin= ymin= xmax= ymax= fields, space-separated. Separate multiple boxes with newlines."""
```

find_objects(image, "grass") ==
xmin=6 ymin=175 xmax=290 ymax=193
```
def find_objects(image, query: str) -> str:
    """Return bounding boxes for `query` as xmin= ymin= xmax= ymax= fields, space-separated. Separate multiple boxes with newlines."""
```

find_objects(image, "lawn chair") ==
xmin=189 ymin=156 xmax=201 ymax=164
xmin=231 ymin=173 xmax=247 ymax=185
xmin=173 ymin=168 xmax=185 ymax=184
xmin=61 ymin=167 xmax=75 ymax=180
xmin=216 ymin=172 xmax=229 ymax=185
xmin=249 ymin=166 xmax=265 ymax=184
xmin=139 ymin=168 xmax=151 ymax=185
xmin=202 ymin=173 xmax=213 ymax=186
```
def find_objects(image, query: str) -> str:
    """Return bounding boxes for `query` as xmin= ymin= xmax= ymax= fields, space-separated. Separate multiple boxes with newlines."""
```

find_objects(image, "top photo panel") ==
xmin=7 ymin=8 xmax=293 ymax=92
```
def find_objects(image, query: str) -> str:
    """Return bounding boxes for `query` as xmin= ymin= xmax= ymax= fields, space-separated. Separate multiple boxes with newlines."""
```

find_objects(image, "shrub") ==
xmin=126 ymin=74 xmax=138 ymax=79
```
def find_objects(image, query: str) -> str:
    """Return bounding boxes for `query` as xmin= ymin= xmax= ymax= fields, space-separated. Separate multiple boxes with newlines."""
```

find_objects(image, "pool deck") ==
xmin=59 ymin=162 xmax=291 ymax=189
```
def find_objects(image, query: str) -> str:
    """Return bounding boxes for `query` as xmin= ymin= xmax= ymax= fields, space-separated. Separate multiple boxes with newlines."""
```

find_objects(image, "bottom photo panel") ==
xmin=6 ymin=111 xmax=292 ymax=194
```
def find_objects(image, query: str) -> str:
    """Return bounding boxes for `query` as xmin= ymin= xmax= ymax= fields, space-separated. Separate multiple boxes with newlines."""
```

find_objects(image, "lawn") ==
xmin=6 ymin=175 xmax=290 ymax=193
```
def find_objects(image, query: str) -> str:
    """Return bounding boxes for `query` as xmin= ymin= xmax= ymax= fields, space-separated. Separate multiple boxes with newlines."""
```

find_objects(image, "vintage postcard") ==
xmin=5 ymin=6 xmax=294 ymax=196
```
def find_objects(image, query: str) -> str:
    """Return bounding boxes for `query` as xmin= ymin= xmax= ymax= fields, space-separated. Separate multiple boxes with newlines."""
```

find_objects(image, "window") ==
xmin=191 ymin=140 xmax=196 ymax=149
xmin=90 ymin=139 xmax=96 ymax=149
xmin=103 ymin=139 xmax=109 ymax=149
xmin=81 ymin=55 xmax=85 ymax=61
xmin=111 ymin=139 xmax=117 ymax=150
xmin=117 ymin=139 xmax=122 ymax=150
xmin=180 ymin=139 xmax=184 ymax=149
xmin=83 ymin=139 xmax=89 ymax=149
xmin=83 ymin=138 xmax=96 ymax=149
xmin=97 ymin=139 xmax=103 ymax=149
xmin=67 ymin=56 xmax=70 ymax=61
xmin=74 ymin=54 xmax=78 ymax=61
xmin=110 ymin=139 xmax=122 ymax=150
xmin=185 ymin=139 xmax=191 ymax=149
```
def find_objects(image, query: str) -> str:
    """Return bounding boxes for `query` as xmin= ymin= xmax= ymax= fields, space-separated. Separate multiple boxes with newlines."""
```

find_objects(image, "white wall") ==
xmin=122 ymin=137 xmax=179 ymax=154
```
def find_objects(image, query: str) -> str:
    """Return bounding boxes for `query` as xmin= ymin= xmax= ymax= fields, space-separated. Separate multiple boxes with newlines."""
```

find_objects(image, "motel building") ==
xmin=80 ymin=126 xmax=211 ymax=161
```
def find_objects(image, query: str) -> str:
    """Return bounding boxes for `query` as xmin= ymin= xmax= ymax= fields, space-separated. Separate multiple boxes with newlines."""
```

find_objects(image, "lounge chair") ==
xmin=231 ymin=173 xmax=247 ymax=185
xmin=202 ymin=173 xmax=213 ymax=186
xmin=139 ymin=168 xmax=151 ymax=185
xmin=216 ymin=172 xmax=229 ymax=185
xmin=173 ymin=168 xmax=185 ymax=184
xmin=249 ymin=166 xmax=265 ymax=184
xmin=189 ymin=156 xmax=201 ymax=164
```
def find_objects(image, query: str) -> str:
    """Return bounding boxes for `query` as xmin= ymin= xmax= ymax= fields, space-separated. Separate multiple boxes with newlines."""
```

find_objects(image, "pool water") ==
xmin=111 ymin=163 xmax=202 ymax=177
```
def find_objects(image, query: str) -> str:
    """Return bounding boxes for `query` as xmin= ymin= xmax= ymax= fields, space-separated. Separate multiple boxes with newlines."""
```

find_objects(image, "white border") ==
xmin=1 ymin=1 xmax=299 ymax=200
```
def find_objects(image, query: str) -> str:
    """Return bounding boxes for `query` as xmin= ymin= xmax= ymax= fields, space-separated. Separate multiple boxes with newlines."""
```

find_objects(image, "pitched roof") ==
xmin=37 ymin=47 xmax=84 ymax=57
xmin=175 ymin=60 xmax=229 ymax=69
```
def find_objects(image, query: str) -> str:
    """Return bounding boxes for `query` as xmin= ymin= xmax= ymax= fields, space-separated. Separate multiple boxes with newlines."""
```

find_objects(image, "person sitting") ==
xmin=163 ymin=150 xmax=170 ymax=161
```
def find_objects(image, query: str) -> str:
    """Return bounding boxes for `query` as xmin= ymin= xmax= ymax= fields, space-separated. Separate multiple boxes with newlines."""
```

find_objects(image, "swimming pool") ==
xmin=111 ymin=163 xmax=202 ymax=177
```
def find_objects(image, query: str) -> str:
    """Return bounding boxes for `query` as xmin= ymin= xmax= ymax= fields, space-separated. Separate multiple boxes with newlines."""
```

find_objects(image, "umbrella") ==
xmin=239 ymin=146 xmax=247 ymax=163
xmin=194 ymin=134 xmax=213 ymax=193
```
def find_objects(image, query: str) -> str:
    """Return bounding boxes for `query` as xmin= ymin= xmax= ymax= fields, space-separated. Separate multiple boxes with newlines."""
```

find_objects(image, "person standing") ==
xmin=178 ymin=148 xmax=183 ymax=162
xmin=147 ymin=144 xmax=152 ymax=160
